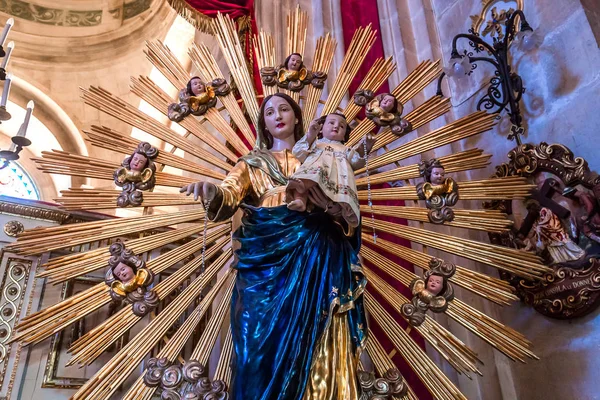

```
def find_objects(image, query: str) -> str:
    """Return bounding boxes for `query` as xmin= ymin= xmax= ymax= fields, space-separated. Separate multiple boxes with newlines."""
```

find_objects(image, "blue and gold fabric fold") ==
xmin=230 ymin=205 xmax=367 ymax=400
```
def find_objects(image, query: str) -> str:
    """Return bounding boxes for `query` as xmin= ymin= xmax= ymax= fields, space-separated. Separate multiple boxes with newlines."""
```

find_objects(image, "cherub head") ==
xmin=112 ymin=261 xmax=136 ymax=283
xmin=284 ymin=53 xmax=303 ymax=71
xmin=423 ymin=159 xmax=446 ymax=185
xmin=376 ymin=93 xmax=401 ymax=114
xmin=129 ymin=152 xmax=148 ymax=172
xmin=187 ymin=76 xmax=206 ymax=96
xmin=425 ymin=274 xmax=445 ymax=296
xmin=318 ymin=112 xmax=351 ymax=143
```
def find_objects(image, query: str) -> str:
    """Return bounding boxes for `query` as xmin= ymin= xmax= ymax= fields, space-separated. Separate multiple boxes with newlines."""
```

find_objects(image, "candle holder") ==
xmin=0 ymin=101 xmax=34 ymax=170
xmin=440 ymin=10 xmax=541 ymax=145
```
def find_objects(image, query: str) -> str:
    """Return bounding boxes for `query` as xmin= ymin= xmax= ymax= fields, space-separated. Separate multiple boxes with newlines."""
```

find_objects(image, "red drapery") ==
xmin=340 ymin=2 xmax=433 ymax=399
xmin=179 ymin=0 xmax=262 ymax=149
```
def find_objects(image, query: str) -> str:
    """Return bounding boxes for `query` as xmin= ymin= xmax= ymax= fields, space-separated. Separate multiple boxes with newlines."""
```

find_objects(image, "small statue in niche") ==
xmin=167 ymin=76 xmax=231 ymax=122
xmin=519 ymin=199 xmax=586 ymax=265
xmin=114 ymin=142 xmax=158 ymax=208
xmin=400 ymin=258 xmax=456 ymax=327
xmin=416 ymin=159 xmax=459 ymax=224
xmin=361 ymin=92 xmax=412 ymax=136
xmin=105 ymin=242 xmax=159 ymax=317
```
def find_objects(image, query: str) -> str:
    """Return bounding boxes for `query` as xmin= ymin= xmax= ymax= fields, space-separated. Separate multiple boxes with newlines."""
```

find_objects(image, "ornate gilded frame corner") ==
xmin=470 ymin=0 xmax=524 ymax=38
xmin=485 ymin=142 xmax=600 ymax=319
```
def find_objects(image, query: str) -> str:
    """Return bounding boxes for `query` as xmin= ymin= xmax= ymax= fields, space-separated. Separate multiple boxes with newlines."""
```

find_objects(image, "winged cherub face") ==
xmin=380 ymin=94 xmax=396 ymax=113
xmin=190 ymin=78 xmax=206 ymax=96
xmin=287 ymin=54 xmax=302 ymax=71
xmin=130 ymin=152 xmax=148 ymax=172
xmin=114 ymin=262 xmax=135 ymax=283
xmin=430 ymin=166 xmax=446 ymax=186
xmin=426 ymin=275 xmax=444 ymax=296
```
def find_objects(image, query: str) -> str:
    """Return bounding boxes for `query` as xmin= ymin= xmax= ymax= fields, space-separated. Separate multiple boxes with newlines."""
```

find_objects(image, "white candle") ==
xmin=0 ymin=18 xmax=13 ymax=48
xmin=1 ymin=41 xmax=14 ymax=69
xmin=17 ymin=100 xmax=34 ymax=137
xmin=0 ymin=73 xmax=11 ymax=107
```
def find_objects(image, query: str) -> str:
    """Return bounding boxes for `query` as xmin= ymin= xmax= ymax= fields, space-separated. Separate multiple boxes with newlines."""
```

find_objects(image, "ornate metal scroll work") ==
xmin=401 ymin=258 xmax=456 ymax=327
xmin=3 ymin=221 xmax=24 ymax=237
xmin=167 ymin=78 xmax=231 ymax=122
xmin=470 ymin=0 xmax=524 ymax=40
xmin=358 ymin=368 xmax=408 ymax=400
xmin=485 ymin=142 xmax=600 ymax=319
xmin=416 ymin=159 xmax=459 ymax=224
xmin=363 ymin=93 xmax=412 ymax=136
xmin=113 ymin=142 xmax=158 ymax=208
xmin=105 ymin=242 xmax=158 ymax=317
xmin=143 ymin=358 xmax=229 ymax=399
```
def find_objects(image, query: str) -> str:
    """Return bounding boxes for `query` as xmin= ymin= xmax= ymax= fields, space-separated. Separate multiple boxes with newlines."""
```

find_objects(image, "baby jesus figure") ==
xmin=286 ymin=112 xmax=374 ymax=228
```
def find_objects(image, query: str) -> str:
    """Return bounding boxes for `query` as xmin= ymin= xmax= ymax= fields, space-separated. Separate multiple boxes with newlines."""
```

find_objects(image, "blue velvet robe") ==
xmin=229 ymin=205 xmax=367 ymax=399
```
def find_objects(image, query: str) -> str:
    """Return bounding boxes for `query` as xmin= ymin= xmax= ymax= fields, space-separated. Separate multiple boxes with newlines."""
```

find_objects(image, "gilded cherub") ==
xmin=364 ymin=93 xmax=411 ymax=136
xmin=416 ymin=159 xmax=459 ymax=224
xmin=105 ymin=242 xmax=158 ymax=317
xmin=277 ymin=53 xmax=310 ymax=91
xmin=401 ymin=258 xmax=456 ymax=327
xmin=167 ymin=76 xmax=231 ymax=122
xmin=114 ymin=142 xmax=158 ymax=207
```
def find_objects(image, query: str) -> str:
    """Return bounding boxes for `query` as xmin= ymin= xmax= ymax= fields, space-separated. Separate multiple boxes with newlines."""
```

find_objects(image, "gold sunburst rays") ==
xmin=80 ymin=86 xmax=232 ymax=172
xmin=355 ymin=148 xmax=491 ymax=186
xmin=363 ymin=218 xmax=550 ymax=280
xmin=286 ymin=5 xmax=308 ymax=57
xmin=38 ymin=223 xmax=227 ymax=283
xmin=303 ymin=33 xmax=337 ymax=130
xmin=56 ymin=188 xmax=202 ymax=211
xmin=365 ymin=294 xmax=467 ymax=400
xmin=354 ymin=111 xmax=497 ymax=175
xmin=347 ymin=60 xmax=444 ymax=147
xmin=364 ymin=268 xmax=483 ymax=377
xmin=144 ymin=40 xmax=190 ymax=89
xmin=360 ymin=243 xmax=517 ymax=306
xmin=130 ymin=75 xmax=245 ymax=159
xmin=320 ymin=25 xmax=377 ymax=117
xmin=84 ymin=125 xmax=226 ymax=180
xmin=253 ymin=29 xmax=277 ymax=97
xmin=214 ymin=325 xmax=234 ymax=383
xmin=122 ymin=271 xmax=236 ymax=400
xmin=188 ymin=43 xmax=256 ymax=147
xmin=33 ymin=150 xmax=197 ymax=188
xmin=364 ymin=261 xmax=535 ymax=362
xmin=365 ymin=334 xmax=418 ymax=400
xmin=70 ymin=258 xmax=233 ymax=400
xmin=213 ymin=13 xmax=261 ymax=128
xmin=358 ymin=176 xmax=536 ymax=201
xmin=6 ymin=208 xmax=209 ymax=255
xmin=343 ymin=56 xmax=397 ymax=122
xmin=361 ymin=205 xmax=512 ymax=233
xmin=281 ymin=5 xmax=310 ymax=104
xmin=67 ymin=246 xmax=232 ymax=367
xmin=11 ymin=231 xmax=230 ymax=347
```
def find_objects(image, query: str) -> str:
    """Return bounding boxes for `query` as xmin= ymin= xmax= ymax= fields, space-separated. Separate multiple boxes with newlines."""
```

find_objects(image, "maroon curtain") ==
xmin=183 ymin=0 xmax=254 ymax=19
xmin=181 ymin=0 xmax=262 ymax=150
xmin=340 ymin=2 xmax=433 ymax=399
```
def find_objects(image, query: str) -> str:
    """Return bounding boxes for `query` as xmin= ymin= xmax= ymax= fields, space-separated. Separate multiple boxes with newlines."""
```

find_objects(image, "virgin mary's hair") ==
xmin=257 ymin=93 xmax=304 ymax=149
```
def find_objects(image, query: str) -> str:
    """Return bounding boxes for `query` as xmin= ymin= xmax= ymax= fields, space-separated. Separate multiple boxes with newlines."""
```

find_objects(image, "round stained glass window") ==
xmin=0 ymin=162 xmax=40 ymax=200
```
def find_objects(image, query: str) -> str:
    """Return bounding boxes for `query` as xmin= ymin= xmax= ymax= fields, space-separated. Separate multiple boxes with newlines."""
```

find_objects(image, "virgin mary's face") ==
xmin=263 ymin=96 xmax=296 ymax=140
